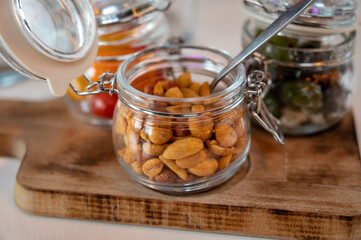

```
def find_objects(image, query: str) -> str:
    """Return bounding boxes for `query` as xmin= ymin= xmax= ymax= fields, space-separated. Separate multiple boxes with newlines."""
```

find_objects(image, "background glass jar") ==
xmin=242 ymin=19 xmax=356 ymax=135
xmin=65 ymin=2 xmax=169 ymax=126
xmin=112 ymin=46 xmax=253 ymax=193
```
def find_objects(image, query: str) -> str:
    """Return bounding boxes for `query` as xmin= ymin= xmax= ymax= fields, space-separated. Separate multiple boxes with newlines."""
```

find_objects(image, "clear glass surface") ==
xmin=13 ymin=0 xmax=96 ymax=62
xmin=243 ymin=20 xmax=356 ymax=135
xmin=112 ymin=46 xmax=250 ymax=193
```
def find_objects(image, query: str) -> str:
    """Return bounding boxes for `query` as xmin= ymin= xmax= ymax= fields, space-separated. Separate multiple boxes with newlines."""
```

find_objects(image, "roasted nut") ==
xmin=174 ymin=122 xmax=190 ymax=137
xmin=154 ymin=168 xmax=177 ymax=183
xmin=154 ymin=81 xmax=165 ymax=95
xmin=143 ymin=83 xmax=155 ymax=94
xmin=175 ymin=173 xmax=197 ymax=184
xmin=124 ymin=145 xmax=142 ymax=163
xmin=164 ymin=87 xmax=184 ymax=105
xmin=117 ymin=148 xmax=126 ymax=158
xmin=175 ymin=150 xmax=206 ymax=169
xmin=142 ymin=158 xmax=164 ymax=179
xmin=207 ymin=140 xmax=237 ymax=156
xmin=131 ymin=161 xmax=143 ymax=175
xmin=199 ymin=82 xmax=210 ymax=96
xmin=115 ymin=116 xmax=127 ymax=135
xmin=188 ymin=116 xmax=214 ymax=141
xmin=181 ymin=88 xmax=199 ymax=98
xmin=167 ymin=80 xmax=179 ymax=89
xmin=215 ymin=123 xmax=237 ymax=148
xmin=127 ymin=127 xmax=140 ymax=146
xmin=190 ymin=82 xmax=201 ymax=94
xmin=191 ymin=105 xmax=205 ymax=113
xmin=218 ymin=154 xmax=232 ymax=170
xmin=165 ymin=104 xmax=191 ymax=114
xmin=177 ymin=72 xmax=191 ymax=88
xmin=188 ymin=158 xmax=218 ymax=177
xmin=162 ymin=137 xmax=204 ymax=159
xmin=159 ymin=155 xmax=187 ymax=180
xmin=140 ymin=129 xmax=150 ymax=141
xmin=148 ymin=127 xmax=173 ymax=145
xmin=143 ymin=142 xmax=168 ymax=156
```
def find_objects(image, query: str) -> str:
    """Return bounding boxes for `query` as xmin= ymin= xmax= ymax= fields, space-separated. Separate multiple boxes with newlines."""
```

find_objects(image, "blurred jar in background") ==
xmin=65 ymin=0 xmax=170 ymax=126
xmin=165 ymin=0 xmax=198 ymax=43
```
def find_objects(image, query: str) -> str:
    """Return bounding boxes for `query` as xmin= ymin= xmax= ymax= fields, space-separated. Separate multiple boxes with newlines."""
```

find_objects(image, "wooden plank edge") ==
xmin=13 ymin=180 xmax=361 ymax=240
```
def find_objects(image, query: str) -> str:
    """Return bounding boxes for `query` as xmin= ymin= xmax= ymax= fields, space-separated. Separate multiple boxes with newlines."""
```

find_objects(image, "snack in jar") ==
xmin=242 ymin=0 xmax=357 ymax=135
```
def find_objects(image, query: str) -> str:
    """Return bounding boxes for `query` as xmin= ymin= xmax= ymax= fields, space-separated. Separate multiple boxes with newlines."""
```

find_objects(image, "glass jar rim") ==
xmin=116 ymin=45 xmax=246 ymax=104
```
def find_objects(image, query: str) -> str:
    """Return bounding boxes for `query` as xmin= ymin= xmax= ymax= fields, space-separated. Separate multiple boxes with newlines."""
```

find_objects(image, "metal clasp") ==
xmin=69 ymin=72 xmax=119 ymax=97
xmin=246 ymin=70 xmax=284 ymax=144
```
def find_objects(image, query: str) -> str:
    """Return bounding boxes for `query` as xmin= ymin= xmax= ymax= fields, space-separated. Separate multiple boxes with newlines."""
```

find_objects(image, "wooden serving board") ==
xmin=1 ymin=99 xmax=361 ymax=239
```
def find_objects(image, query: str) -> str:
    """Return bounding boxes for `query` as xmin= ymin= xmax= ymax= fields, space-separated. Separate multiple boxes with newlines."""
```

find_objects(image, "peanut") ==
xmin=180 ymin=88 xmax=199 ymax=98
xmin=188 ymin=116 xmax=214 ymax=141
xmin=124 ymin=145 xmax=142 ymax=163
xmin=191 ymin=105 xmax=205 ymax=113
xmin=127 ymin=127 xmax=140 ymax=146
xmin=142 ymin=158 xmax=164 ymax=179
xmin=148 ymin=126 xmax=173 ymax=145
xmin=175 ymin=150 xmax=206 ymax=169
xmin=174 ymin=122 xmax=190 ymax=137
xmin=143 ymin=83 xmax=155 ymax=94
xmin=164 ymin=87 xmax=184 ymax=98
xmin=115 ymin=116 xmax=127 ymax=135
xmin=131 ymin=161 xmax=143 ymax=175
xmin=207 ymin=140 xmax=237 ymax=156
xmin=143 ymin=142 xmax=169 ymax=156
xmin=190 ymin=82 xmax=201 ymax=94
xmin=117 ymin=148 xmax=126 ymax=158
xmin=153 ymin=81 xmax=165 ymax=95
xmin=165 ymin=104 xmax=190 ymax=114
xmin=163 ymin=137 xmax=204 ymax=159
xmin=177 ymin=72 xmax=191 ymax=88
xmin=154 ymin=168 xmax=177 ymax=183
xmin=199 ymin=82 xmax=210 ymax=96
xmin=188 ymin=158 xmax=218 ymax=177
xmin=140 ymin=129 xmax=150 ymax=141
xmin=218 ymin=154 xmax=232 ymax=170
xmin=215 ymin=123 xmax=237 ymax=148
xmin=159 ymin=155 xmax=187 ymax=180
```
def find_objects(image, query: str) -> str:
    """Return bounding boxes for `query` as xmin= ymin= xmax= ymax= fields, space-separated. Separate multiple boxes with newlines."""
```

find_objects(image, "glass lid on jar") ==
xmin=91 ymin=0 xmax=171 ymax=26
xmin=243 ymin=0 xmax=358 ymax=33
xmin=0 ymin=0 xmax=98 ymax=96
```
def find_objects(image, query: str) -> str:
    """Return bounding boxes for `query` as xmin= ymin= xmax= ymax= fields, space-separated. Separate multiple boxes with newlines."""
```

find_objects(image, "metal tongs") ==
xmin=210 ymin=0 xmax=315 ymax=91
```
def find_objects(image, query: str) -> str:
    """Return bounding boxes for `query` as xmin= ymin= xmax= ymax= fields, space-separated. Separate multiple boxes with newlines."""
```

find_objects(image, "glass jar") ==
xmin=65 ymin=0 xmax=170 ymax=126
xmin=109 ymin=45 xmax=282 ymax=193
xmin=242 ymin=0 xmax=357 ymax=135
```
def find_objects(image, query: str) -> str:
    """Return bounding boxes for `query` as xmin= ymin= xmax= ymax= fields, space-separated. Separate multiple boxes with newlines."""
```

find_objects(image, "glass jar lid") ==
xmin=91 ymin=0 xmax=171 ymax=26
xmin=0 ymin=0 xmax=98 ymax=96
xmin=243 ymin=0 xmax=358 ymax=33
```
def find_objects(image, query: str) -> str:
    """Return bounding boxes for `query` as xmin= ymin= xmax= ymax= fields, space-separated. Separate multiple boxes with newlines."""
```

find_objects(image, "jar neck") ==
xmin=116 ymin=45 xmax=246 ymax=118
xmin=243 ymin=19 xmax=356 ymax=67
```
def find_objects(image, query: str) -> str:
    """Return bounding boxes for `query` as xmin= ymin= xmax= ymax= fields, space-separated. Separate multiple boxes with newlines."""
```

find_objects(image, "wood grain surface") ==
xmin=1 ymin=99 xmax=360 ymax=239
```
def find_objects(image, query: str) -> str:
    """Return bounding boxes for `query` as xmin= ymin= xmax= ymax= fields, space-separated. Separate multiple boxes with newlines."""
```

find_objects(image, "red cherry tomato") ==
xmin=91 ymin=93 xmax=118 ymax=118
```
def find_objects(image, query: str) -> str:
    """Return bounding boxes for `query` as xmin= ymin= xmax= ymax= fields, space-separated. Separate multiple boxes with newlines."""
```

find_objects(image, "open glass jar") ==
xmin=242 ymin=0 xmax=357 ymax=135
xmin=65 ymin=0 xmax=170 ymax=126
xmin=76 ymin=45 xmax=282 ymax=193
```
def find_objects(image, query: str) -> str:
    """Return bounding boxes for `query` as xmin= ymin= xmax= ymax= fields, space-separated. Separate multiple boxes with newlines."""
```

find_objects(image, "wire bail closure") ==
xmin=69 ymin=72 xmax=119 ymax=97
xmin=246 ymin=69 xmax=284 ymax=144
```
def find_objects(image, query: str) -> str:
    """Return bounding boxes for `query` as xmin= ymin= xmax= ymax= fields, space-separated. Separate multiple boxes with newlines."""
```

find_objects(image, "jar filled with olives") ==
xmin=242 ymin=0 xmax=357 ymax=135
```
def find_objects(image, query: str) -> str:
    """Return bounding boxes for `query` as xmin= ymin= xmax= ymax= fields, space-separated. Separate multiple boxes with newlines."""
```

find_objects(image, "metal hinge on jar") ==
xmin=69 ymin=72 xmax=119 ymax=97
xmin=246 ymin=70 xmax=284 ymax=144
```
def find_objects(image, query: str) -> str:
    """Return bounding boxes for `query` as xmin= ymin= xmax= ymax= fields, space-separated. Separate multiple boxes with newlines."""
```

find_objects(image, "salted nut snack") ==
xmin=114 ymin=72 xmax=249 ymax=184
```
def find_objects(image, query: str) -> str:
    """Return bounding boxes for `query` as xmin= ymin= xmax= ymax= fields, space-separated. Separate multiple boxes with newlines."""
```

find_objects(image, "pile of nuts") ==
xmin=114 ymin=72 xmax=248 ymax=184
